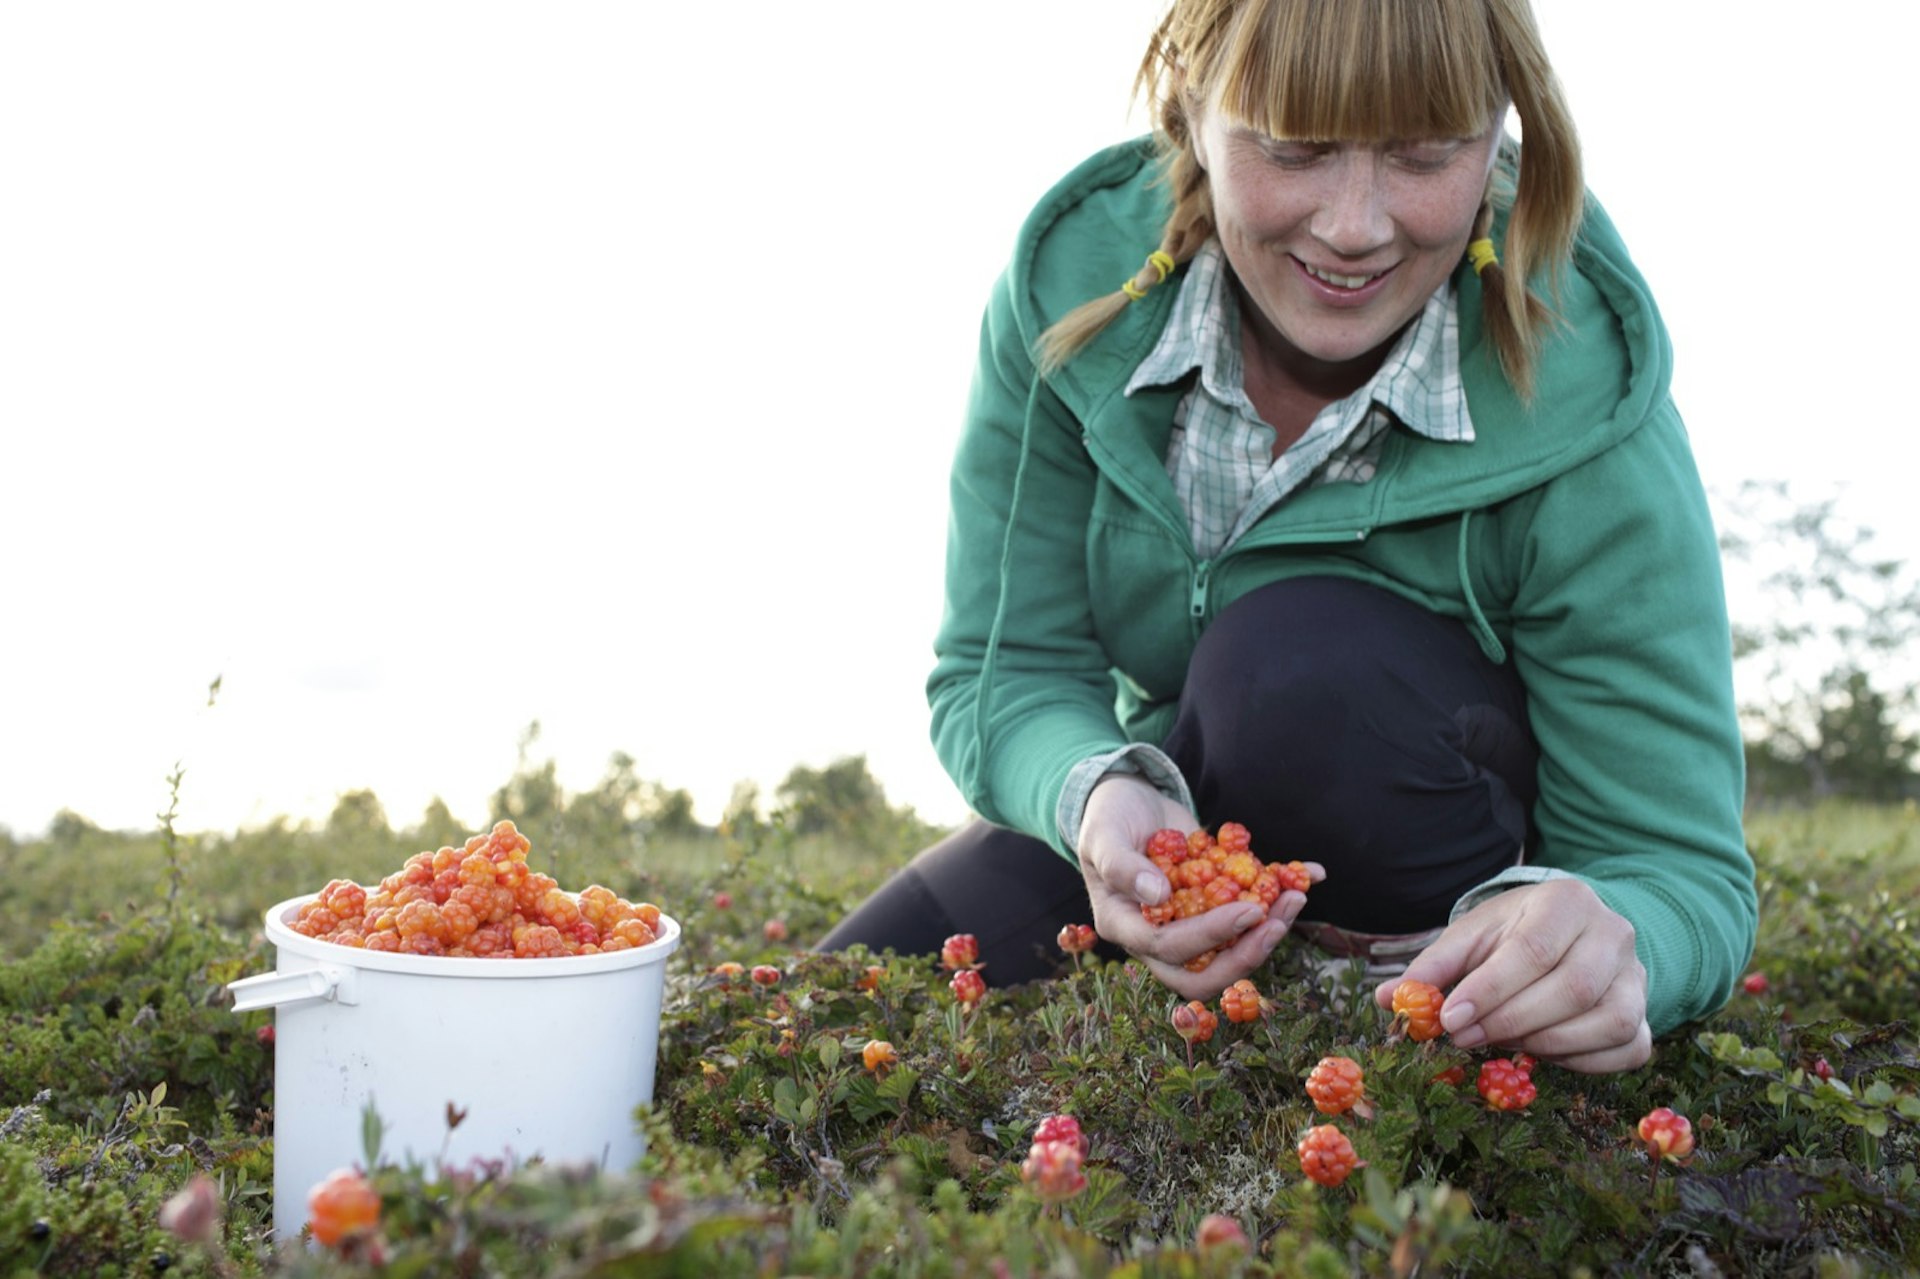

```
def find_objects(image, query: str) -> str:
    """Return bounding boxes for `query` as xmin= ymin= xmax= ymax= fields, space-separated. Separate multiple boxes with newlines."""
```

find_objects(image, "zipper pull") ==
xmin=1189 ymin=561 xmax=1211 ymax=620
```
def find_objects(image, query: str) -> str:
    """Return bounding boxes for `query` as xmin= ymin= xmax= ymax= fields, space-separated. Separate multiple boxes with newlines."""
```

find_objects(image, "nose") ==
xmin=1309 ymin=151 xmax=1392 ymax=259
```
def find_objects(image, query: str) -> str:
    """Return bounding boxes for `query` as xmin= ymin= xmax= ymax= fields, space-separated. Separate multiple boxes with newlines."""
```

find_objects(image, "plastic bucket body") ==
xmin=230 ymin=896 xmax=681 ymax=1241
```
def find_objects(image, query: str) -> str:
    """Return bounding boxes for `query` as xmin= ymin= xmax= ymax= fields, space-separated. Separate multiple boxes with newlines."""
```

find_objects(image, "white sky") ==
xmin=2 ymin=3 xmax=1913 ymax=839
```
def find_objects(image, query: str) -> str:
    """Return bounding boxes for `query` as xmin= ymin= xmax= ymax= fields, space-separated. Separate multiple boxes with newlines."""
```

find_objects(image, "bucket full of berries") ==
xmin=226 ymin=821 xmax=681 ymax=1241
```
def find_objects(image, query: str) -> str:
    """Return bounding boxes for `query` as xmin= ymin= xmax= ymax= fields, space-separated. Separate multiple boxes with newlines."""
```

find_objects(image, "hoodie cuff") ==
xmin=1057 ymin=745 xmax=1195 ymax=858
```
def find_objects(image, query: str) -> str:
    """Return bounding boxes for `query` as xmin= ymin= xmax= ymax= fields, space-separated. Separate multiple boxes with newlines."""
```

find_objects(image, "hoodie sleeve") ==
xmin=925 ymin=270 xmax=1137 ymax=860
xmin=1501 ymin=398 xmax=1758 ymax=1034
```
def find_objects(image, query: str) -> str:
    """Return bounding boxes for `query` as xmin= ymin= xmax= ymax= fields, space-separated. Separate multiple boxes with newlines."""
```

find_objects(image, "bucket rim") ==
xmin=260 ymin=894 xmax=682 ymax=977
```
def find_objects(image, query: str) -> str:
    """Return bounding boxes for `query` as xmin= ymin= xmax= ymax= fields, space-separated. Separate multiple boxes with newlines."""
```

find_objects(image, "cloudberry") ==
xmin=307 ymin=1168 xmax=380 ymax=1247
xmin=1742 ymin=971 xmax=1770 ymax=995
xmin=856 ymin=964 xmax=885 ymax=992
xmin=1020 ymin=1137 xmax=1087 ymax=1203
xmin=1195 ymin=1214 xmax=1250 ymax=1252
xmin=1476 ymin=1059 xmax=1538 ymax=1111
xmin=711 ymin=891 xmax=732 ymax=909
xmin=1220 ymin=979 xmax=1265 ymax=1024
xmin=1390 ymin=979 xmax=1446 ymax=1042
xmin=1146 ymin=828 xmax=1190 ymax=864
xmin=1057 ymin=923 xmax=1097 ymax=955
xmin=1171 ymin=1000 xmax=1218 ymax=1045
xmin=1032 ymin=1114 xmax=1090 ymax=1157
xmin=1637 ymin=1107 xmax=1694 ymax=1161
xmin=862 ymin=1040 xmax=898 ymax=1073
xmin=763 ymin=918 xmax=788 ymax=942
xmin=941 ymin=933 xmax=981 ymax=971
xmin=1296 ymin=1125 xmax=1360 ymax=1188
xmin=750 ymin=964 xmax=782 ymax=987
xmin=711 ymin=961 xmax=745 ymax=984
xmin=950 ymin=969 xmax=986 ymax=1005
xmin=1215 ymin=822 xmax=1252 ymax=855
xmin=1305 ymin=1056 xmax=1368 ymax=1117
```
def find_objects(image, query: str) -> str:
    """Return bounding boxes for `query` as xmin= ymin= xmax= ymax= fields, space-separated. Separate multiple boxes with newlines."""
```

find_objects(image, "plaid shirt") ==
xmin=1060 ymin=240 xmax=1478 ymax=850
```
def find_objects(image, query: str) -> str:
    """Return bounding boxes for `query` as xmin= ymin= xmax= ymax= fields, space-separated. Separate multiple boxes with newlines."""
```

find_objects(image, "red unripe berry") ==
xmin=1391 ymin=979 xmax=1446 ymax=1042
xmin=763 ymin=918 xmax=788 ymax=943
xmin=1020 ymin=1137 xmax=1087 ymax=1203
xmin=1742 ymin=971 xmax=1770 ymax=995
xmin=1032 ymin=1114 xmax=1091 ymax=1157
xmin=1057 ymin=923 xmax=1097 ymax=955
xmin=1146 ymin=828 xmax=1190 ymax=864
xmin=1430 ymin=1065 xmax=1467 ymax=1087
xmin=307 ymin=1168 xmax=380 ymax=1247
xmin=1296 ymin=1124 xmax=1360 ymax=1187
xmin=1813 ymin=1057 xmax=1835 ymax=1081
xmin=1637 ymin=1107 xmax=1694 ymax=1161
xmin=1305 ymin=1056 xmax=1367 ymax=1116
xmin=950 ymin=969 xmax=986 ymax=1005
xmin=1171 ymin=1000 xmax=1218 ymax=1045
xmin=941 ymin=933 xmax=981 ymax=971
xmin=1476 ymin=1059 xmax=1538 ymax=1111
xmin=1195 ymin=1213 xmax=1249 ymax=1252
xmin=711 ymin=891 xmax=732 ymax=909
xmin=749 ymin=964 xmax=782 ymax=987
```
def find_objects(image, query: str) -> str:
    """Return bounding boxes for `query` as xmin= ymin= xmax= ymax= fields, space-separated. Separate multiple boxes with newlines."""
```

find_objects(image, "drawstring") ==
xmin=970 ymin=371 xmax=1049 ymax=804
xmin=1456 ymin=510 xmax=1508 ymax=664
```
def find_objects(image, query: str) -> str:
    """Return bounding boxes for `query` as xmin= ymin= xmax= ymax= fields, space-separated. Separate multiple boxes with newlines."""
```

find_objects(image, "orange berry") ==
xmin=1220 ymin=980 xmax=1265 ymax=1023
xmin=1305 ymin=1056 xmax=1367 ymax=1116
xmin=306 ymin=1168 xmax=380 ymax=1247
xmin=862 ymin=1040 xmax=898 ymax=1073
xmin=1391 ymin=979 xmax=1446 ymax=1042
xmin=1296 ymin=1125 xmax=1360 ymax=1187
xmin=940 ymin=933 xmax=980 ymax=971
xmin=1056 ymin=923 xmax=1097 ymax=955
xmin=1195 ymin=1213 xmax=1249 ymax=1252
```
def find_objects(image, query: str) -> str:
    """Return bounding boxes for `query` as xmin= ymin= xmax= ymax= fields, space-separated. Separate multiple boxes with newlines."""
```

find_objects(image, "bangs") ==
xmin=1211 ymin=0 xmax=1507 ymax=142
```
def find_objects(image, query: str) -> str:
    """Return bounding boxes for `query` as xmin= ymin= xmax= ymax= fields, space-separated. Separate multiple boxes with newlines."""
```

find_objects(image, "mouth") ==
xmin=1299 ymin=260 xmax=1394 ymax=290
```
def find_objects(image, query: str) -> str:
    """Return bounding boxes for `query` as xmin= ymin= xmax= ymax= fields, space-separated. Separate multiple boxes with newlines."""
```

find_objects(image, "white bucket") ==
xmin=229 ymin=895 xmax=681 ymax=1241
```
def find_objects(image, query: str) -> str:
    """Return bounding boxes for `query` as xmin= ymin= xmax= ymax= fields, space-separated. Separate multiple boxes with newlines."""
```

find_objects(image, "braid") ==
xmin=1034 ymin=146 xmax=1215 ymax=378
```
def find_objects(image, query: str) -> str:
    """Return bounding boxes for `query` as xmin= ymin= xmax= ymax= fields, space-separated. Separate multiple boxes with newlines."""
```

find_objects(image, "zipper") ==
xmin=1189 ymin=561 xmax=1211 ymax=620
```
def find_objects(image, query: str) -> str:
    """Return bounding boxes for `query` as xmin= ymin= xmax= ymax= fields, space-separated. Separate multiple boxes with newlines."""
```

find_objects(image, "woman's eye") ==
xmin=1262 ymin=142 xmax=1330 ymax=169
xmin=1391 ymin=145 xmax=1461 ymax=173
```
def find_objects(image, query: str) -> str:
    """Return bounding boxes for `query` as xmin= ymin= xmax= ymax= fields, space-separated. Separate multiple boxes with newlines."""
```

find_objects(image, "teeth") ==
xmin=1307 ymin=265 xmax=1376 ymax=289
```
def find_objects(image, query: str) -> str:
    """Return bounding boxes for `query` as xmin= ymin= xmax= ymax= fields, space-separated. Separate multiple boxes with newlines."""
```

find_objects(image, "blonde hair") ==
xmin=1037 ymin=0 xmax=1583 ymax=399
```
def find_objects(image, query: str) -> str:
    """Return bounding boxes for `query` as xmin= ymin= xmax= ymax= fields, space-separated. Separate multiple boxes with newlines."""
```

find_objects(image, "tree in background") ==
xmin=1719 ymin=481 xmax=1920 ymax=803
xmin=773 ymin=755 xmax=944 ymax=853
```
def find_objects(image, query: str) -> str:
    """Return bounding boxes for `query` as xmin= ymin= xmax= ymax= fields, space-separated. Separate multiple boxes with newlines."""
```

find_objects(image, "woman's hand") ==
xmin=1373 ymin=878 xmax=1651 ymax=1073
xmin=1078 ymin=775 xmax=1319 ymax=1000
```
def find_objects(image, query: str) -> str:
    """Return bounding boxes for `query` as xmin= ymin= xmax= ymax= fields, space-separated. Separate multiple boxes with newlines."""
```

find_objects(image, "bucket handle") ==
xmin=228 ymin=966 xmax=361 ymax=1012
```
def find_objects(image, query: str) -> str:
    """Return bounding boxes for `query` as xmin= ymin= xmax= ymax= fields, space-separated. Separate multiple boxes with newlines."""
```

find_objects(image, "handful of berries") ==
xmin=1140 ymin=823 xmax=1311 ymax=971
xmin=289 ymin=820 xmax=665 ymax=959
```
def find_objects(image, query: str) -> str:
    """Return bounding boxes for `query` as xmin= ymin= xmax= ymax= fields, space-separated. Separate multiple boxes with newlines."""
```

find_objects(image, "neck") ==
xmin=1233 ymin=278 xmax=1403 ymax=404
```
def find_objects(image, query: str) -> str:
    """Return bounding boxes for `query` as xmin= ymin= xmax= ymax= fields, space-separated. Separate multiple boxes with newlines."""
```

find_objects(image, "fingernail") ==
xmin=1135 ymin=872 xmax=1166 ymax=904
xmin=1232 ymin=909 xmax=1264 ymax=932
xmin=1450 ymin=1024 xmax=1487 ymax=1048
xmin=1441 ymin=1001 xmax=1476 ymax=1033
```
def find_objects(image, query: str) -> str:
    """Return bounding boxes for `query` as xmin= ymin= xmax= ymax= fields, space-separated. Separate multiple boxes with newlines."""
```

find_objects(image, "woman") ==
xmin=820 ymin=0 xmax=1755 ymax=1074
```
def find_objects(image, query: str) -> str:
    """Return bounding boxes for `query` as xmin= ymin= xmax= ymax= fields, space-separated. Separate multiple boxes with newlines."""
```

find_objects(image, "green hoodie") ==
xmin=927 ymin=138 xmax=1756 ymax=1035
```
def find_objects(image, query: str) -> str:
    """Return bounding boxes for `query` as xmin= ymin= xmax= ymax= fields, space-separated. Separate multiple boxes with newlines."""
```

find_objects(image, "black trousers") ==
xmin=818 ymin=576 xmax=1538 ymax=984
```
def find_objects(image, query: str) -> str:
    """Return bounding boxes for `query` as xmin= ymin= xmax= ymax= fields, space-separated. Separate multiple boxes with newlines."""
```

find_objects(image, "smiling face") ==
xmin=1193 ymin=105 xmax=1504 ymax=391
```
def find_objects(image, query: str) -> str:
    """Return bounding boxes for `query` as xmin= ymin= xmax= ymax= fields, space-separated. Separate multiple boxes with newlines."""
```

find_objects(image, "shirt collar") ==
xmin=1125 ymin=240 xmax=1473 ymax=444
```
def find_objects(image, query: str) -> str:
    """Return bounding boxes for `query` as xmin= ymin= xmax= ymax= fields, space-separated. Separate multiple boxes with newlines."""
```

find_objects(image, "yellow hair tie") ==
xmin=1122 ymin=250 xmax=1179 ymax=301
xmin=1466 ymin=238 xmax=1498 ymax=276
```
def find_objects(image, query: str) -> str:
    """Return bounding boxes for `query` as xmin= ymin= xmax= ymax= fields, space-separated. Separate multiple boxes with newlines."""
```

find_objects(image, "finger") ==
xmin=1372 ymin=918 xmax=1497 ymax=1012
xmin=1433 ymin=915 xmax=1583 ymax=1041
xmin=1480 ymin=966 xmax=1648 ymax=1061
xmin=1524 ymin=1015 xmax=1653 ymax=1075
xmin=1447 ymin=931 xmax=1629 ymax=1049
xmin=1152 ymin=903 xmax=1273 ymax=964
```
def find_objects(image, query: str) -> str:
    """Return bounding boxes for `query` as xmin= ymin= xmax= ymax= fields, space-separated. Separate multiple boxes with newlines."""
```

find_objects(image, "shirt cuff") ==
xmin=1448 ymin=865 xmax=1583 ymax=923
xmin=1056 ymin=745 xmax=1195 ymax=856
